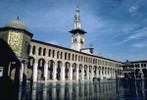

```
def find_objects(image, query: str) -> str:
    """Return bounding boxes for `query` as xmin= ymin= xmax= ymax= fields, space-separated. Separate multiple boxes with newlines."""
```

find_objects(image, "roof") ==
xmin=69 ymin=28 xmax=86 ymax=34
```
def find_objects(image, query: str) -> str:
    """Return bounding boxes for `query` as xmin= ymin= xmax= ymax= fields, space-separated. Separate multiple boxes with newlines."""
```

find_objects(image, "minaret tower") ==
xmin=69 ymin=6 xmax=86 ymax=51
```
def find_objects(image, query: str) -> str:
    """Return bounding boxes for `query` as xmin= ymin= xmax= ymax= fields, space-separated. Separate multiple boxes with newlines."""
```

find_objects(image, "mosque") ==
xmin=0 ymin=7 xmax=123 ymax=82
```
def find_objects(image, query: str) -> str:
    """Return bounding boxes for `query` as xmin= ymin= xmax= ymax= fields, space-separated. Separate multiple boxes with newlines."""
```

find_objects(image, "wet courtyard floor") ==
xmin=18 ymin=79 xmax=147 ymax=100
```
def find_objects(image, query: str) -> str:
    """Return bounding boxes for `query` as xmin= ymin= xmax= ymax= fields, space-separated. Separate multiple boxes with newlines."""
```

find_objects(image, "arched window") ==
xmin=52 ymin=50 xmax=55 ymax=58
xmin=81 ymin=56 xmax=83 ymax=62
xmin=32 ymin=46 xmax=36 ymax=55
xmin=68 ymin=53 xmax=70 ymax=60
xmin=48 ymin=49 xmax=51 ymax=57
xmin=72 ymin=54 xmax=74 ymax=61
xmin=57 ymin=51 xmax=59 ymax=59
xmin=43 ymin=48 xmax=46 ymax=56
xmin=65 ymin=52 xmax=67 ymax=60
xmin=38 ymin=47 xmax=42 ymax=56
xmin=75 ymin=55 xmax=77 ymax=61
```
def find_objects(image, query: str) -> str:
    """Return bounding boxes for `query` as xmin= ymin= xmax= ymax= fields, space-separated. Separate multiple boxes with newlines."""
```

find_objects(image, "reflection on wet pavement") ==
xmin=18 ymin=80 xmax=147 ymax=100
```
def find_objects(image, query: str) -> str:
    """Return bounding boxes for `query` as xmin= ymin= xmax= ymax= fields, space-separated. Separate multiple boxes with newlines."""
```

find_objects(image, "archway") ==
xmin=89 ymin=66 xmax=92 ymax=80
xmin=135 ymin=69 xmax=140 ymax=78
xmin=84 ymin=65 xmax=87 ymax=79
xmin=65 ymin=62 xmax=70 ymax=80
xmin=37 ymin=58 xmax=45 ymax=80
xmin=57 ymin=61 xmax=62 ymax=80
xmin=142 ymin=69 xmax=147 ymax=78
xmin=27 ymin=57 xmax=34 ymax=80
xmin=48 ymin=60 xmax=54 ymax=80
xmin=72 ymin=63 xmax=77 ymax=80
xmin=79 ymin=64 xmax=83 ymax=80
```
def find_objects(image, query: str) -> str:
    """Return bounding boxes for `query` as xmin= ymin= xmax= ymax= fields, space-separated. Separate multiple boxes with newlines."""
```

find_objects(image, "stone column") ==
xmin=33 ymin=59 xmax=38 ymax=82
xmin=53 ymin=62 xmax=57 ymax=81
xmin=76 ymin=67 xmax=79 ymax=81
xmin=19 ymin=62 xmax=24 ymax=82
xmin=61 ymin=63 xmax=65 ymax=81
xmin=69 ymin=66 xmax=73 ymax=80
xmin=44 ymin=62 xmax=48 ymax=81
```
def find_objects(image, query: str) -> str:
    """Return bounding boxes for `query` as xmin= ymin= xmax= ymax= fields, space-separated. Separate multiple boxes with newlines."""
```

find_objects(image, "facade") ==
xmin=123 ymin=60 xmax=147 ymax=79
xmin=0 ymin=7 xmax=123 ymax=82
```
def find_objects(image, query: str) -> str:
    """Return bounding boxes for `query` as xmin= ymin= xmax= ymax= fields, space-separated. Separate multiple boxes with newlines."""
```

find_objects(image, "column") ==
xmin=44 ymin=62 xmax=48 ymax=81
xmin=76 ymin=67 xmax=79 ymax=81
xmin=53 ymin=62 xmax=57 ymax=81
xmin=81 ymin=67 xmax=84 ymax=81
xmin=69 ymin=66 xmax=73 ymax=80
xmin=61 ymin=63 xmax=65 ymax=81
xmin=19 ymin=62 xmax=24 ymax=82
xmin=33 ymin=59 xmax=38 ymax=82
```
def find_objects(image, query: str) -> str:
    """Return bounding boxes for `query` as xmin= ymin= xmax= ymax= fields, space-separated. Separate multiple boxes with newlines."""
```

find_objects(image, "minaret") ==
xmin=69 ymin=6 xmax=86 ymax=51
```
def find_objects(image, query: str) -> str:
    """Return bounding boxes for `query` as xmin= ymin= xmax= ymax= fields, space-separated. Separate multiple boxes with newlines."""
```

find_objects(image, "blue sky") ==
xmin=0 ymin=0 xmax=147 ymax=62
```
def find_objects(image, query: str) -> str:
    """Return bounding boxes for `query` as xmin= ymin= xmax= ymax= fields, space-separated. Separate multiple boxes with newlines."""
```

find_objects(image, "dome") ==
xmin=5 ymin=19 xmax=28 ymax=31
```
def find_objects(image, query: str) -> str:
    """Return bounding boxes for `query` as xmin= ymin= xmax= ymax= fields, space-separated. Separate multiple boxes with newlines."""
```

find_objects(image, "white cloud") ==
xmin=131 ymin=43 xmax=145 ymax=48
xmin=115 ymin=27 xmax=147 ymax=45
xmin=47 ymin=40 xmax=59 ymax=45
xmin=128 ymin=6 xmax=139 ymax=15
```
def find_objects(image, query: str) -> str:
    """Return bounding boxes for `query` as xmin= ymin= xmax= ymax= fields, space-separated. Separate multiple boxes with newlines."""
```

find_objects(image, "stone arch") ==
xmin=72 ymin=63 xmax=77 ymax=80
xmin=89 ymin=65 xmax=93 ymax=80
xmin=94 ymin=66 xmax=97 ymax=77
xmin=27 ymin=57 xmax=35 ymax=80
xmin=65 ymin=62 xmax=70 ymax=80
xmin=84 ymin=65 xmax=88 ymax=79
xmin=48 ymin=60 xmax=55 ymax=80
xmin=79 ymin=64 xmax=83 ymax=80
xmin=57 ymin=61 xmax=62 ymax=80
xmin=142 ymin=69 xmax=147 ymax=78
xmin=38 ymin=58 xmax=45 ymax=80
xmin=135 ymin=69 xmax=141 ymax=78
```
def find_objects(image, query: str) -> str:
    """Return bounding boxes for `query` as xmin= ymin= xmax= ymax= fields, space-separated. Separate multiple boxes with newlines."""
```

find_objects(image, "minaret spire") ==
xmin=69 ymin=6 xmax=86 ymax=51
xmin=74 ymin=5 xmax=81 ymax=29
